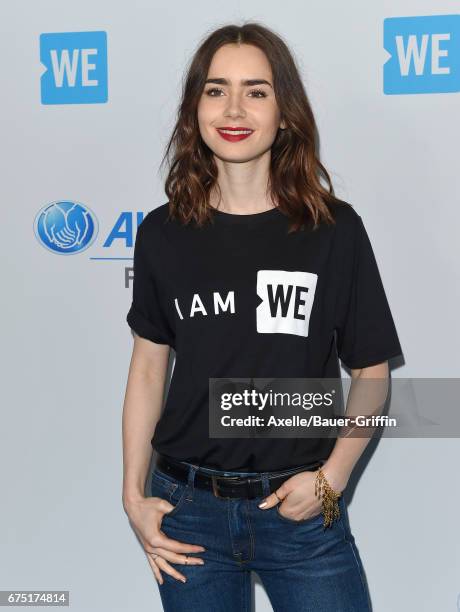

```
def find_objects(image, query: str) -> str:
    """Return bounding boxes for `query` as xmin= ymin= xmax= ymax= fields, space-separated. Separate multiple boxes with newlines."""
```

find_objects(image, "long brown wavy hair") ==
xmin=160 ymin=22 xmax=346 ymax=233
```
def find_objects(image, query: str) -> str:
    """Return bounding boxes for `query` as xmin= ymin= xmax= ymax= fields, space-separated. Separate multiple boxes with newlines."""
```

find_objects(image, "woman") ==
xmin=122 ymin=22 xmax=402 ymax=611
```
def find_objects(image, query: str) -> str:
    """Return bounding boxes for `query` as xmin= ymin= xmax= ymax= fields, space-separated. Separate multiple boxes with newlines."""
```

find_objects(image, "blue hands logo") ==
xmin=40 ymin=31 xmax=108 ymax=104
xmin=34 ymin=201 xmax=99 ymax=255
xmin=384 ymin=15 xmax=460 ymax=94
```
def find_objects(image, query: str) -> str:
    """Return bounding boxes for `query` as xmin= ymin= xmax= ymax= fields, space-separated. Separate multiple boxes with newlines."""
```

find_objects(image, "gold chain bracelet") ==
xmin=314 ymin=468 xmax=342 ymax=528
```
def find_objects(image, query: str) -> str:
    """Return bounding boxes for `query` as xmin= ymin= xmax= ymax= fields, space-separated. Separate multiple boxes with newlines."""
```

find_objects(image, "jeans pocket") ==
xmin=150 ymin=468 xmax=191 ymax=519
xmin=275 ymin=504 xmax=324 ymax=526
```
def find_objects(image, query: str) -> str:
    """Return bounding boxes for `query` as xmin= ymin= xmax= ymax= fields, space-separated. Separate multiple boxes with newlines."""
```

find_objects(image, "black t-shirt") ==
xmin=126 ymin=201 xmax=403 ymax=471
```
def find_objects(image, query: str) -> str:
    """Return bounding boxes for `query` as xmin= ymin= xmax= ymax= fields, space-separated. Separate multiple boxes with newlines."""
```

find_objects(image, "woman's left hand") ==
xmin=258 ymin=467 xmax=347 ymax=522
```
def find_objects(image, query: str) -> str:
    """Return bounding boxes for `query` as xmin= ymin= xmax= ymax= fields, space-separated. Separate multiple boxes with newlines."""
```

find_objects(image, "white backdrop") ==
xmin=1 ymin=1 xmax=459 ymax=610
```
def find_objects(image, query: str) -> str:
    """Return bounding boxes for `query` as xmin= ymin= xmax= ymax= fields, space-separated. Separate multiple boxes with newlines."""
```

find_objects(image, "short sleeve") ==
xmin=126 ymin=221 xmax=175 ymax=347
xmin=335 ymin=215 xmax=403 ymax=369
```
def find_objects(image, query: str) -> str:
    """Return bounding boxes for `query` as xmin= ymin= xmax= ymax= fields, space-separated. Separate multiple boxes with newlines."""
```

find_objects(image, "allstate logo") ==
xmin=34 ymin=200 xmax=98 ymax=254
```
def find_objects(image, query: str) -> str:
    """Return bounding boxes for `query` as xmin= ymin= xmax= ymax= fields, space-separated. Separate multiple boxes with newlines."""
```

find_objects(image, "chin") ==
xmin=214 ymin=151 xmax=261 ymax=164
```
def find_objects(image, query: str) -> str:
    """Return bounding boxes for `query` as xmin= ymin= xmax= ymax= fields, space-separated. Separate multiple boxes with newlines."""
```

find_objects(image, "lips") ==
xmin=216 ymin=127 xmax=254 ymax=142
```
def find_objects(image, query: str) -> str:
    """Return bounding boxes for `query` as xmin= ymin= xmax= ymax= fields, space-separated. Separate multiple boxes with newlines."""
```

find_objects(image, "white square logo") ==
xmin=256 ymin=270 xmax=318 ymax=337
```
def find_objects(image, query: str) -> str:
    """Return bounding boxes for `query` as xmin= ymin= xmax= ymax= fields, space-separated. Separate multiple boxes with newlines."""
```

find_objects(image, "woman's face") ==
xmin=197 ymin=43 xmax=286 ymax=163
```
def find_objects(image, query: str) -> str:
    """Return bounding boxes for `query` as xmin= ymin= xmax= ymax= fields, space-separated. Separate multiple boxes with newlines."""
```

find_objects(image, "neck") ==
xmin=210 ymin=150 xmax=275 ymax=214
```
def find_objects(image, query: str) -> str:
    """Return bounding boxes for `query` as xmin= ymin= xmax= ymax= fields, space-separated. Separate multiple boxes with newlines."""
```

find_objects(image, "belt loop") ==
xmin=261 ymin=473 xmax=270 ymax=497
xmin=186 ymin=464 xmax=198 ymax=500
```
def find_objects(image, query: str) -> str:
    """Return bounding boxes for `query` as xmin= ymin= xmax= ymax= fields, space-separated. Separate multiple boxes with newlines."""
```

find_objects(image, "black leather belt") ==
xmin=156 ymin=454 xmax=325 ymax=500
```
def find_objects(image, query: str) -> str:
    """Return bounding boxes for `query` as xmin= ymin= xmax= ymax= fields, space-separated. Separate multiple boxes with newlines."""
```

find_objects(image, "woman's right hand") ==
xmin=123 ymin=495 xmax=206 ymax=585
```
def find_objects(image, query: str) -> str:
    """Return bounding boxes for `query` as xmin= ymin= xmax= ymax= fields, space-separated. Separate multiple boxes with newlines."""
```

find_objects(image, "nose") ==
xmin=223 ymin=92 xmax=246 ymax=119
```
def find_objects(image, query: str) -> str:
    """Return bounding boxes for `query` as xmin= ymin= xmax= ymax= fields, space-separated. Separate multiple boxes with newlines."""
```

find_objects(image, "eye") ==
xmin=205 ymin=87 xmax=224 ymax=96
xmin=248 ymin=89 xmax=268 ymax=98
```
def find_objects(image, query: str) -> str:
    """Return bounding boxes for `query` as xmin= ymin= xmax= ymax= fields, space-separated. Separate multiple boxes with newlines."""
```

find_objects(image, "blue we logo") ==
xmin=40 ymin=31 xmax=108 ymax=104
xmin=383 ymin=15 xmax=460 ymax=94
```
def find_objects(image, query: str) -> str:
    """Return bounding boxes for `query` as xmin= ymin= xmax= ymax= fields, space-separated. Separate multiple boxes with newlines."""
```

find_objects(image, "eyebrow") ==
xmin=204 ymin=78 xmax=273 ymax=88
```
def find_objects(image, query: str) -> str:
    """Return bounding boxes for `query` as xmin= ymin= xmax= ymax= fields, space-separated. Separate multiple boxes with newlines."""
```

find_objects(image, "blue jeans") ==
xmin=150 ymin=460 xmax=372 ymax=611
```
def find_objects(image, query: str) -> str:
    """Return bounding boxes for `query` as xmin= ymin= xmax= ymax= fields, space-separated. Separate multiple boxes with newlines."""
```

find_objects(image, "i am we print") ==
xmin=174 ymin=270 xmax=318 ymax=337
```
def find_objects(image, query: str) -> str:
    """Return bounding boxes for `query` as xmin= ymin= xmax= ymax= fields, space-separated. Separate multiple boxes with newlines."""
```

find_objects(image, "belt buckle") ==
xmin=210 ymin=474 xmax=241 ymax=498
xmin=211 ymin=474 xmax=221 ymax=498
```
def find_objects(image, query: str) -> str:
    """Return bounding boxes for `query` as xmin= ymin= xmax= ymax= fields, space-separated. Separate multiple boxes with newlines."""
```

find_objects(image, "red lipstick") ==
xmin=216 ymin=127 xmax=254 ymax=142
